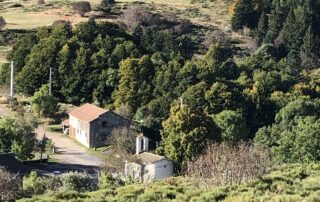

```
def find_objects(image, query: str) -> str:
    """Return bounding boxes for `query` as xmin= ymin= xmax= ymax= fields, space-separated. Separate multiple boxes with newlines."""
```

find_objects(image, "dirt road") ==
xmin=36 ymin=126 xmax=102 ymax=167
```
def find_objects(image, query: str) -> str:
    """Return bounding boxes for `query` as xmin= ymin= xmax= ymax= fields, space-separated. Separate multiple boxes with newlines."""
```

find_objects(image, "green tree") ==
xmin=16 ymin=25 xmax=70 ymax=96
xmin=280 ymin=7 xmax=304 ymax=51
xmin=255 ymin=11 xmax=269 ymax=46
xmin=113 ymin=56 xmax=155 ymax=117
xmin=300 ymin=25 xmax=320 ymax=68
xmin=275 ymin=116 xmax=320 ymax=163
xmin=0 ymin=117 xmax=36 ymax=161
xmin=214 ymin=110 xmax=249 ymax=143
xmin=231 ymin=0 xmax=256 ymax=30
xmin=254 ymin=98 xmax=320 ymax=163
xmin=11 ymin=119 xmax=37 ymax=161
xmin=205 ymin=81 xmax=243 ymax=114
xmin=0 ymin=118 xmax=15 ymax=153
xmin=31 ymin=84 xmax=59 ymax=117
xmin=0 ymin=33 xmax=38 ymax=86
xmin=160 ymin=104 xmax=220 ymax=170
xmin=181 ymin=81 xmax=208 ymax=113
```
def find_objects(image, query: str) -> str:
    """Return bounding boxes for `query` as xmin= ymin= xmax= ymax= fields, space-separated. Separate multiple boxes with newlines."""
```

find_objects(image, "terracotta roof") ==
xmin=0 ymin=153 xmax=30 ymax=175
xmin=136 ymin=152 xmax=166 ymax=164
xmin=68 ymin=103 xmax=107 ymax=122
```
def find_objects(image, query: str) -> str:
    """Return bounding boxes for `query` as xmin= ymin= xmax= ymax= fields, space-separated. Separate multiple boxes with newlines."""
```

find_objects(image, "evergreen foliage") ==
xmin=0 ymin=117 xmax=36 ymax=161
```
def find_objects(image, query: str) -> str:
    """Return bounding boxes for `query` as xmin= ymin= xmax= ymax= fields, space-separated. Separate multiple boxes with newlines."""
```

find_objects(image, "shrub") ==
xmin=98 ymin=171 xmax=124 ymax=190
xmin=72 ymin=1 xmax=91 ymax=17
xmin=99 ymin=0 xmax=115 ymax=13
xmin=185 ymin=142 xmax=272 ymax=187
xmin=0 ymin=167 xmax=22 ymax=201
xmin=23 ymin=171 xmax=48 ymax=196
xmin=8 ymin=3 xmax=23 ymax=8
xmin=37 ymin=0 xmax=45 ymax=5
xmin=203 ymin=30 xmax=229 ymax=48
xmin=52 ymin=19 xmax=69 ymax=26
xmin=0 ymin=16 xmax=6 ymax=30
xmin=23 ymin=171 xmax=95 ymax=197
xmin=59 ymin=171 xmax=95 ymax=192
xmin=120 ymin=6 xmax=161 ymax=30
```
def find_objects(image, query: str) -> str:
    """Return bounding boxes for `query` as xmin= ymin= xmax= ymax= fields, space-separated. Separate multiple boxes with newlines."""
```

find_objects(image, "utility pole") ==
xmin=10 ymin=61 xmax=14 ymax=98
xmin=49 ymin=68 xmax=52 ymax=95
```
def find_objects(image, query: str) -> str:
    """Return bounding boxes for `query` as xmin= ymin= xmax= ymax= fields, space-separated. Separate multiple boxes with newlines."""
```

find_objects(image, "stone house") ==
xmin=125 ymin=135 xmax=173 ymax=182
xmin=68 ymin=103 xmax=132 ymax=148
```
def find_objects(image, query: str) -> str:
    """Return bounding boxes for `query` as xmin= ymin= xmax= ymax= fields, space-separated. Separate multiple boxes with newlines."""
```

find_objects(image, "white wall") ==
xmin=70 ymin=116 xmax=90 ymax=148
xmin=147 ymin=160 xmax=173 ymax=180
xmin=69 ymin=116 xmax=77 ymax=128
xmin=126 ymin=159 xmax=173 ymax=182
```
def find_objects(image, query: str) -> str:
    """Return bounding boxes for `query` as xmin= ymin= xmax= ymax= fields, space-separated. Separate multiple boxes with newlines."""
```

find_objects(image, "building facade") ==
xmin=125 ymin=135 xmax=173 ymax=182
xmin=68 ymin=103 xmax=131 ymax=148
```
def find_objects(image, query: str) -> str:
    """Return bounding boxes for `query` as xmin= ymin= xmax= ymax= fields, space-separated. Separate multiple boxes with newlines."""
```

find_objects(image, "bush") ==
xmin=59 ymin=171 xmax=95 ymax=192
xmin=23 ymin=171 xmax=48 ymax=196
xmin=0 ymin=167 xmax=22 ymax=201
xmin=185 ymin=142 xmax=272 ymax=187
xmin=8 ymin=3 xmax=23 ymax=8
xmin=23 ymin=171 xmax=96 ymax=197
xmin=98 ymin=171 xmax=124 ymax=190
xmin=72 ymin=1 xmax=91 ymax=17
xmin=99 ymin=0 xmax=115 ymax=13
xmin=37 ymin=0 xmax=45 ymax=5
xmin=0 ymin=16 xmax=6 ymax=30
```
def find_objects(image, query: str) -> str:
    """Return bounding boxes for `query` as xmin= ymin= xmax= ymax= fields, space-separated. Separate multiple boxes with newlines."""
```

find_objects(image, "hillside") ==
xmin=18 ymin=164 xmax=320 ymax=201
xmin=0 ymin=0 xmax=250 ymax=66
xmin=0 ymin=0 xmax=319 ymax=201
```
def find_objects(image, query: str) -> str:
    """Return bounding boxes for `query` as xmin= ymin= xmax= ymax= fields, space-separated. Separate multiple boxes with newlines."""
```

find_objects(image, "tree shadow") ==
xmin=27 ymin=162 xmax=100 ymax=177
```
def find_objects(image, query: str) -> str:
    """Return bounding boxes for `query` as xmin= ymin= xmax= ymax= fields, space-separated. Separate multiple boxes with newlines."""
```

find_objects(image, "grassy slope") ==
xmin=18 ymin=164 xmax=320 ymax=202
xmin=0 ymin=0 xmax=241 ymax=62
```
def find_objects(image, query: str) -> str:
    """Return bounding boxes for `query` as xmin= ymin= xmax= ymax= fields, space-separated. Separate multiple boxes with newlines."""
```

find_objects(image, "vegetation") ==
xmin=99 ymin=0 xmax=115 ymax=13
xmin=0 ymin=167 xmax=22 ymax=201
xmin=0 ymin=16 xmax=6 ymax=30
xmin=72 ymin=1 xmax=92 ymax=17
xmin=159 ymin=104 xmax=219 ymax=170
xmin=17 ymin=164 xmax=320 ymax=202
xmin=0 ymin=117 xmax=37 ymax=161
xmin=0 ymin=0 xmax=320 ymax=200
xmin=232 ymin=0 xmax=320 ymax=68
xmin=30 ymin=84 xmax=59 ymax=117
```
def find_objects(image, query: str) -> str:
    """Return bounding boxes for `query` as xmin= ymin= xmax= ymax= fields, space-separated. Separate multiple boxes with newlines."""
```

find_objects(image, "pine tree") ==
xmin=231 ymin=0 xmax=256 ymax=30
xmin=264 ymin=0 xmax=289 ymax=43
xmin=300 ymin=26 xmax=320 ymax=69
xmin=255 ymin=11 xmax=269 ymax=46
xmin=280 ymin=7 xmax=304 ymax=51
xmin=112 ymin=56 xmax=155 ymax=117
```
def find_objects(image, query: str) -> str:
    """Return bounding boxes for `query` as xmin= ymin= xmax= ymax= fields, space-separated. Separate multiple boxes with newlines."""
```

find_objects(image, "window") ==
xmin=141 ymin=138 xmax=144 ymax=151
xmin=101 ymin=121 xmax=107 ymax=127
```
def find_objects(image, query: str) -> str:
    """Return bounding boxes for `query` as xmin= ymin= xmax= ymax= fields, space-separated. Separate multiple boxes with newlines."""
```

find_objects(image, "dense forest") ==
xmin=0 ymin=0 xmax=319 ymax=201
xmin=0 ymin=0 xmax=319 ymax=171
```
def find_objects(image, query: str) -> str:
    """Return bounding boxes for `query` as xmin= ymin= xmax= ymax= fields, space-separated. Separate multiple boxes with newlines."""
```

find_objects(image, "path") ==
xmin=36 ymin=126 xmax=102 ymax=167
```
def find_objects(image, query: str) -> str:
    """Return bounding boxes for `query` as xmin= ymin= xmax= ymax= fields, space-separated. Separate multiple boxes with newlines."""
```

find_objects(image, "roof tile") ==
xmin=68 ymin=103 xmax=107 ymax=122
